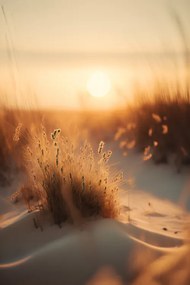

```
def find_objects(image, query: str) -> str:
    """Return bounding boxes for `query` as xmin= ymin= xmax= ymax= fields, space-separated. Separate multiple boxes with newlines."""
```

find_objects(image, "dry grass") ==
xmin=116 ymin=83 xmax=190 ymax=171
xmin=22 ymin=128 xmax=122 ymax=225
xmin=132 ymin=234 xmax=190 ymax=285
xmin=0 ymin=104 xmax=20 ymax=185
xmin=0 ymin=99 xmax=44 ymax=185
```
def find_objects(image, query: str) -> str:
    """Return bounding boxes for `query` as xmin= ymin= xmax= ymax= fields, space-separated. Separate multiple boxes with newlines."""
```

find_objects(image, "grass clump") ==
xmin=0 ymin=105 xmax=21 ymax=185
xmin=23 ymin=128 xmax=122 ymax=225
xmin=116 ymin=83 xmax=190 ymax=171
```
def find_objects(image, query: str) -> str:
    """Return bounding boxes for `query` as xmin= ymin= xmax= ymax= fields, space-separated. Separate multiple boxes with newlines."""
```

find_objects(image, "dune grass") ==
xmin=22 ymin=128 xmax=122 ymax=225
xmin=0 ymin=103 xmax=20 ymax=185
xmin=116 ymin=83 xmax=190 ymax=171
xmin=0 ymin=99 xmax=45 ymax=185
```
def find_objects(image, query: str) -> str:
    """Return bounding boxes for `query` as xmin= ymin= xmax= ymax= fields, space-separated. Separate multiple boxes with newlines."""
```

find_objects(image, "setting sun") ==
xmin=86 ymin=71 xmax=111 ymax=98
xmin=1 ymin=1 xmax=190 ymax=285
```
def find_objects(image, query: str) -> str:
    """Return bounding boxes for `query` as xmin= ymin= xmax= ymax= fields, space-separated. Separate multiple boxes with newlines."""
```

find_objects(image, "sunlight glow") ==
xmin=87 ymin=71 xmax=111 ymax=98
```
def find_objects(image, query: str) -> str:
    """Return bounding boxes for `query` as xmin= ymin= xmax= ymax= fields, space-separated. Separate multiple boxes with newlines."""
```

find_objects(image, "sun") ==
xmin=87 ymin=71 xmax=111 ymax=98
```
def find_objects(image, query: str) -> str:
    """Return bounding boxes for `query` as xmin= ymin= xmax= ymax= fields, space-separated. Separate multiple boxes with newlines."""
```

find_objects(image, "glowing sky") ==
xmin=0 ymin=0 xmax=189 ymax=109
xmin=0 ymin=0 xmax=189 ymax=54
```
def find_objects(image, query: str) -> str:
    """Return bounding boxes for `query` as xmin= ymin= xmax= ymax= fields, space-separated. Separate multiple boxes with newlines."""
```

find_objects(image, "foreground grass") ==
xmin=21 ymin=128 xmax=122 ymax=225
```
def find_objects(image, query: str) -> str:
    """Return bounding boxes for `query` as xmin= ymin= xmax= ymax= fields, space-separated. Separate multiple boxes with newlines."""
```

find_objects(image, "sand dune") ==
xmin=1 ymin=149 xmax=190 ymax=285
xmin=1 ymin=188 xmax=189 ymax=285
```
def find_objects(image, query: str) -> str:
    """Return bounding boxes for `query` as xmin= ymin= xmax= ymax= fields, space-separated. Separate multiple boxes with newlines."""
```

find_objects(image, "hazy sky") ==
xmin=0 ymin=0 xmax=189 ymax=110
xmin=0 ymin=0 xmax=189 ymax=54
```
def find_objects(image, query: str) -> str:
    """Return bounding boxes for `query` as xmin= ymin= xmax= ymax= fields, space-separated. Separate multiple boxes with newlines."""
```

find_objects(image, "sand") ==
xmin=0 ymin=149 xmax=190 ymax=285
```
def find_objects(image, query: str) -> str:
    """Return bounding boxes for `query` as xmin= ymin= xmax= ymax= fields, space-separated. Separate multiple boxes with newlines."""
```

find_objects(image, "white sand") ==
xmin=0 ymin=149 xmax=190 ymax=284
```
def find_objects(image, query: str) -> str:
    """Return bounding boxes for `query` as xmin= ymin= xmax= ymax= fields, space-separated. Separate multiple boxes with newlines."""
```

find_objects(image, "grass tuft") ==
xmin=23 ymin=128 xmax=122 ymax=225
xmin=116 ymin=83 xmax=190 ymax=171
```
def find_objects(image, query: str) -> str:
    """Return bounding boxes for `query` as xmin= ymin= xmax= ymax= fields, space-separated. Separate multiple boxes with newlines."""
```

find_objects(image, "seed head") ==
xmin=98 ymin=141 xmax=104 ymax=154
